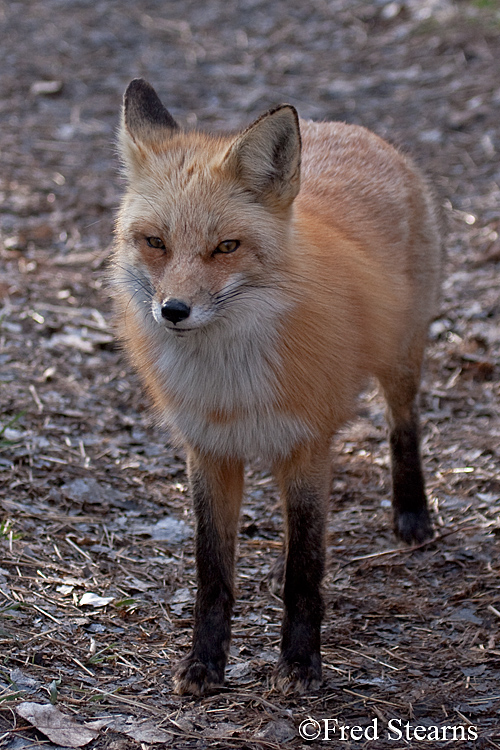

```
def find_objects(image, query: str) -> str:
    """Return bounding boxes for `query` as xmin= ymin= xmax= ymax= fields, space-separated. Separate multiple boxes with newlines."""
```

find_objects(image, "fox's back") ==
xmin=298 ymin=119 xmax=440 ymax=293
xmin=290 ymin=119 xmax=441 ymax=368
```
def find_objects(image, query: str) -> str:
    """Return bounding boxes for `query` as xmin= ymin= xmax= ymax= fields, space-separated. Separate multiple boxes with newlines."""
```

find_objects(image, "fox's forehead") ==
xmin=129 ymin=141 xmax=250 ymax=236
xmin=143 ymin=132 xmax=231 ymax=185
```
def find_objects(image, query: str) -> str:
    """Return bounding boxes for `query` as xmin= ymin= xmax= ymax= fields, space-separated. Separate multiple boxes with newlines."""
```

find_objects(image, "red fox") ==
xmin=111 ymin=79 xmax=441 ymax=696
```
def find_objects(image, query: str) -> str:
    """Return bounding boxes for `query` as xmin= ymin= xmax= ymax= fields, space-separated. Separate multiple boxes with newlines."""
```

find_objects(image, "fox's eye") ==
xmin=213 ymin=240 xmax=240 ymax=255
xmin=146 ymin=236 xmax=166 ymax=250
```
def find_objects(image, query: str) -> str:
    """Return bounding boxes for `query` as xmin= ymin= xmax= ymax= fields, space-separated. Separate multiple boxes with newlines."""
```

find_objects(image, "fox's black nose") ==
xmin=161 ymin=298 xmax=191 ymax=324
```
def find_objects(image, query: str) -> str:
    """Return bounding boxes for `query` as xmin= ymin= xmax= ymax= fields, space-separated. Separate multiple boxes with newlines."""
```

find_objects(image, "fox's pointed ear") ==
xmin=122 ymin=78 xmax=179 ymax=144
xmin=118 ymin=80 xmax=179 ymax=176
xmin=224 ymin=105 xmax=301 ymax=209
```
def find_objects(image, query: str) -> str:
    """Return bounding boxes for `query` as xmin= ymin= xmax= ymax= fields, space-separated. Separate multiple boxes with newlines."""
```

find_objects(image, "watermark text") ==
xmin=298 ymin=717 xmax=478 ymax=742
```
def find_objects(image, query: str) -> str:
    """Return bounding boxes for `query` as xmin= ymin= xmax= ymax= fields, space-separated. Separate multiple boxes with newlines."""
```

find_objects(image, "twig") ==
xmin=338 ymin=646 xmax=399 ymax=671
xmin=167 ymin=717 xmax=284 ymax=750
xmin=342 ymin=688 xmax=403 ymax=708
xmin=487 ymin=604 xmax=500 ymax=619
xmin=89 ymin=689 xmax=165 ymax=715
xmin=65 ymin=535 xmax=93 ymax=561
xmin=201 ymin=690 xmax=292 ymax=718
xmin=30 ymin=604 xmax=62 ymax=625
xmin=342 ymin=526 xmax=481 ymax=567
xmin=72 ymin=657 xmax=95 ymax=677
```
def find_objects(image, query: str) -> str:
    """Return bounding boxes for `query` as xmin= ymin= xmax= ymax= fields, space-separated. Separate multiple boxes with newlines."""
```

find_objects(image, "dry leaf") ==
xmin=16 ymin=702 xmax=98 ymax=747
xmin=79 ymin=592 xmax=114 ymax=607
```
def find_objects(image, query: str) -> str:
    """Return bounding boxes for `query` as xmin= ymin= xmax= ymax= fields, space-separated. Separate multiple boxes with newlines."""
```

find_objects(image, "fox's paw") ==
xmin=173 ymin=656 xmax=224 ymax=696
xmin=394 ymin=509 xmax=434 ymax=545
xmin=273 ymin=654 xmax=322 ymax=696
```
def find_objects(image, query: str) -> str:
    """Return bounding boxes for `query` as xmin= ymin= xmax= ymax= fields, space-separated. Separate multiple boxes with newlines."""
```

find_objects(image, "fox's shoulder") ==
xmin=296 ymin=117 xmax=430 ymax=232
xmin=298 ymin=118 xmax=411 ymax=184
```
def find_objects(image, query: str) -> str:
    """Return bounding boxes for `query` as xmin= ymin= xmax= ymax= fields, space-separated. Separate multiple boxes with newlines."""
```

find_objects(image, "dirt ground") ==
xmin=1 ymin=0 xmax=500 ymax=748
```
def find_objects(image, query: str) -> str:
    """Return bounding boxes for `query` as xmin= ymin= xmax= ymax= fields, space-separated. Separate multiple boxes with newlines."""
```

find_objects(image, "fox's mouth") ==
xmin=167 ymin=325 xmax=196 ymax=335
xmin=151 ymin=301 xmax=210 ymax=334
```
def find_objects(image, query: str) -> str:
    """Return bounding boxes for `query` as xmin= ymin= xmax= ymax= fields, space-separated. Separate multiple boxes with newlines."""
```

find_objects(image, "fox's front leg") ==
xmin=173 ymin=450 xmax=244 ymax=696
xmin=272 ymin=443 xmax=330 ymax=694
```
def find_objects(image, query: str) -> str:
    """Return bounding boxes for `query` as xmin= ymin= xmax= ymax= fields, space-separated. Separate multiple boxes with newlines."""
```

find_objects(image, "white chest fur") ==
xmin=148 ymin=316 xmax=311 ymax=459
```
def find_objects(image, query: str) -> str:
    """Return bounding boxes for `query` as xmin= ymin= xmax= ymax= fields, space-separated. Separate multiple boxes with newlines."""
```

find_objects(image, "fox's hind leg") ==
xmin=378 ymin=335 xmax=433 ymax=545
xmin=173 ymin=450 xmax=244 ymax=696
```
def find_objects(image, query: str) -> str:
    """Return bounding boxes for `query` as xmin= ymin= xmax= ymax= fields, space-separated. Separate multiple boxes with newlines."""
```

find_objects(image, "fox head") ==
xmin=113 ymin=79 xmax=301 ymax=336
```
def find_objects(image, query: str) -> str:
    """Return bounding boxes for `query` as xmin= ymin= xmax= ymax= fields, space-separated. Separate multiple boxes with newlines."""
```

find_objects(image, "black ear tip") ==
xmin=266 ymin=103 xmax=300 ymax=133
xmin=124 ymin=78 xmax=155 ymax=104
xmin=271 ymin=103 xmax=298 ymax=116
xmin=123 ymin=79 xmax=179 ymax=133
xmin=128 ymin=78 xmax=149 ymax=88
xmin=281 ymin=104 xmax=300 ymax=126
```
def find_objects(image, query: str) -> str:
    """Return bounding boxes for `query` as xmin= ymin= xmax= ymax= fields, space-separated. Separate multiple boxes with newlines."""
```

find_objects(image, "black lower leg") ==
xmin=390 ymin=410 xmax=433 ymax=544
xmin=275 ymin=482 xmax=325 ymax=693
xmin=188 ymin=529 xmax=234 ymax=682
xmin=173 ymin=458 xmax=241 ymax=695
